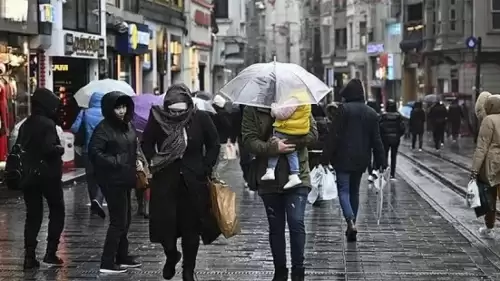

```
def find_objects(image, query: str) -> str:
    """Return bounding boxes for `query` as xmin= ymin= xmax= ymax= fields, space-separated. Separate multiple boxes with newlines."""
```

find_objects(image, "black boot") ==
xmin=162 ymin=251 xmax=181 ymax=280
xmin=272 ymin=266 xmax=288 ymax=281
xmin=23 ymin=248 xmax=40 ymax=270
xmin=291 ymin=266 xmax=305 ymax=281
xmin=182 ymin=268 xmax=196 ymax=281
xmin=346 ymin=220 xmax=358 ymax=242
xmin=42 ymin=242 xmax=63 ymax=266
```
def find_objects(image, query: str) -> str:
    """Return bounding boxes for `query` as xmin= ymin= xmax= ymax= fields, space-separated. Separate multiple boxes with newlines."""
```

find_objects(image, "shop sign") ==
xmin=366 ymin=43 xmax=384 ymax=55
xmin=53 ymin=64 xmax=69 ymax=71
xmin=333 ymin=61 xmax=348 ymax=68
xmin=3 ymin=0 xmax=28 ymax=22
xmin=39 ymin=4 xmax=54 ymax=23
xmin=64 ymin=33 xmax=105 ymax=58
xmin=194 ymin=10 xmax=210 ymax=27
xmin=116 ymin=22 xmax=150 ymax=55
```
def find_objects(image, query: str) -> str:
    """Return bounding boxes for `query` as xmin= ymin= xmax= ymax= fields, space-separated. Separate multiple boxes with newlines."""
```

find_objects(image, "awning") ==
xmin=399 ymin=39 xmax=423 ymax=52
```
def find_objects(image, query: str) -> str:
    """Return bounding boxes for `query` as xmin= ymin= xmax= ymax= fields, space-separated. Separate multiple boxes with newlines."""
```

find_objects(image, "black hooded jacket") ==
xmin=16 ymin=88 xmax=63 ymax=180
xmin=329 ymin=79 xmax=386 ymax=172
xmin=88 ymin=91 xmax=137 ymax=187
xmin=447 ymin=100 xmax=462 ymax=125
xmin=409 ymin=101 xmax=425 ymax=134
xmin=379 ymin=100 xmax=405 ymax=145
xmin=429 ymin=102 xmax=448 ymax=127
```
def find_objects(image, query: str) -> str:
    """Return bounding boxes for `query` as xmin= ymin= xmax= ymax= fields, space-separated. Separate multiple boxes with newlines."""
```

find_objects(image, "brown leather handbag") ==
xmin=136 ymin=170 xmax=149 ymax=190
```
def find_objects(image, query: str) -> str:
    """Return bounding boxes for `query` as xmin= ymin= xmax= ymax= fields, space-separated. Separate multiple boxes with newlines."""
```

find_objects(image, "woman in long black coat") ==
xmin=141 ymin=84 xmax=221 ymax=281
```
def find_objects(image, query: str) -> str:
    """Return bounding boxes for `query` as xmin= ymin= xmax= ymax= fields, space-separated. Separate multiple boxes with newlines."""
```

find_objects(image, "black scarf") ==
xmin=149 ymin=84 xmax=195 ymax=173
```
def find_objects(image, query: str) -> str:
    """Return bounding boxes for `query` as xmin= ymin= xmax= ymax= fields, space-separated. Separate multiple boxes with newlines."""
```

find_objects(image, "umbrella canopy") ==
xmin=74 ymin=79 xmax=135 ymax=108
xmin=399 ymin=105 xmax=412 ymax=119
xmin=219 ymin=62 xmax=331 ymax=108
xmin=193 ymin=97 xmax=216 ymax=114
xmin=423 ymin=94 xmax=439 ymax=104
xmin=132 ymin=94 xmax=163 ymax=132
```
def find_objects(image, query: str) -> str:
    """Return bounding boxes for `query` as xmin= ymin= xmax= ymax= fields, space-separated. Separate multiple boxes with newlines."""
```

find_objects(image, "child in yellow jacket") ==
xmin=261 ymin=91 xmax=312 ymax=189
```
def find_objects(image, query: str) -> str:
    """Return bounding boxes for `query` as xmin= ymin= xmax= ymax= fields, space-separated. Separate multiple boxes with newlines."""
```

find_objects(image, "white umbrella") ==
xmin=74 ymin=79 xmax=136 ymax=108
xmin=193 ymin=97 xmax=216 ymax=114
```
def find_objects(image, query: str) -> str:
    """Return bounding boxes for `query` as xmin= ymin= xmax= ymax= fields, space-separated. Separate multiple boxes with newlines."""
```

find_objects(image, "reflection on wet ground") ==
xmin=0 ymin=160 xmax=498 ymax=280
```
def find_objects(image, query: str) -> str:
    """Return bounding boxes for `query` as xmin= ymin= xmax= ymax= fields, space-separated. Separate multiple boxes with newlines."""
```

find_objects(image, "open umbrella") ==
xmin=74 ymin=79 xmax=135 ymax=108
xmin=193 ymin=97 xmax=216 ymax=114
xmin=132 ymin=94 xmax=163 ymax=133
xmin=219 ymin=61 xmax=331 ymax=108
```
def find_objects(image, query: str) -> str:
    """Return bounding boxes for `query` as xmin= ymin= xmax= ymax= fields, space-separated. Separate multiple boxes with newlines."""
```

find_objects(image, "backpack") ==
xmin=4 ymin=144 xmax=26 ymax=190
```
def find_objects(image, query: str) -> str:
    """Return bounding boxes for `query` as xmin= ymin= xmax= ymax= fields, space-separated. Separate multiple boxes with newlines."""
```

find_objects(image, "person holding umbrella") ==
xmin=223 ymin=61 xmax=327 ymax=281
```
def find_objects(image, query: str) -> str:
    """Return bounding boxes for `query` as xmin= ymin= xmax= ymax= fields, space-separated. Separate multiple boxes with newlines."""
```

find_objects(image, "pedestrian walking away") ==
xmin=322 ymin=78 xmax=386 ymax=242
xmin=70 ymin=92 xmax=106 ymax=218
xmin=379 ymin=99 xmax=405 ymax=179
xmin=241 ymin=102 xmax=318 ymax=281
xmin=141 ymin=84 xmax=221 ymax=281
xmin=471 ymin=94 xmax=500 ymax=238
xmin=428 ymin=100 xmax=448 ymax=150
xmin=448 ymin=98 xmax=463 ymax=142
xmin=409 ymin=101 xmax=425 ymax=150
xmin=16 ymin=88 xmax=66 ymax=269
xmin=88 ymin=91 xmax=141 ymax=274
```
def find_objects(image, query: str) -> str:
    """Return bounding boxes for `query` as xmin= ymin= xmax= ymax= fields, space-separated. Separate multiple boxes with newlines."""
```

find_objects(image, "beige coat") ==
xmin=475 ymin=91 xmax=492 ymax=125
xmin=472 ymin=95 xmax=500 ymax=186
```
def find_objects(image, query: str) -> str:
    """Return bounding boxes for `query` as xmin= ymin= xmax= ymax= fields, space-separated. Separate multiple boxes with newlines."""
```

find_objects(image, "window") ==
xmin=106 ymin=0 xmax=119 ymax=6
xmin=172 ymin=0 xmax=183 ymax=9
xmin=359 ymin=21 xmax=367 ymax=47
xmin=214 ymin=0 xmax=228 ymax=19
xmin=348 ymin=22 xmax=353 ymax=49
xmin=63 ymin=0 xmax=101 ymax=34
xmin=322 ymin=25 xmax=330 ymax=54
xmin=492 ymin=0 xmax=500 ymax=30
xmin=450 ymin=0 xmax=455 ymax=5
xmin=123 ymin=0 xmax=139 ymax=12
xmin=450 ymin=9 xmax=456 ymax=31
xmin=335 ymin=28 xmax=346 ymax=48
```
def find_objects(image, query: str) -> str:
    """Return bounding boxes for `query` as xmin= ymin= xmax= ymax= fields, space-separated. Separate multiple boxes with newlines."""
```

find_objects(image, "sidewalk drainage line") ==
xmin=397 ymin=154 xmax=500 ymax=271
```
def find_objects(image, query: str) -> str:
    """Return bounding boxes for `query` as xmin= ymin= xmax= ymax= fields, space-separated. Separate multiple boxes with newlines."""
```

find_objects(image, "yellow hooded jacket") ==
xmin=273 ymin=90 xmax=311 ymax=135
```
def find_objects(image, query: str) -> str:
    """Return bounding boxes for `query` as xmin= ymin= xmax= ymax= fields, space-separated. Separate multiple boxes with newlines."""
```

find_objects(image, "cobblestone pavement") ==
xmin=0 ymin=160 xmax=499 ymax=280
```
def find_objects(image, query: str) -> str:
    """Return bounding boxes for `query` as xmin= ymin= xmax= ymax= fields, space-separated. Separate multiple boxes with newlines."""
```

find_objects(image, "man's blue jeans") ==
xmin=261 ymin=191 xmax=307 ymax=269
xmin=336 ymin=171 xmax=363 ymax=222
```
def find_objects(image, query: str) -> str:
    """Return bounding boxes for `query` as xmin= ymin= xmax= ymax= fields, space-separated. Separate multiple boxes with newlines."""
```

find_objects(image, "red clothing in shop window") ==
xmin=0 ymin=85 xmax=8 ymax=161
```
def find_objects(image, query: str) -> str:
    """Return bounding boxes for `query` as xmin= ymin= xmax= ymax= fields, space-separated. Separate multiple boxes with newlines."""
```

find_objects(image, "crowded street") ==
xmin=0 ymin=149 xmax=499 ymax=280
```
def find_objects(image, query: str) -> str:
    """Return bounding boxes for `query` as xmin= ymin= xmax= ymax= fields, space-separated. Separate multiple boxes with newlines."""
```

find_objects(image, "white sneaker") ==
xmin=283 ymin=174 xmax=302 ymax=189
xmin=418 ymin=149 xmax=422 ymax=152
xmin=261 ymin=168 xmax=276 ymax=181
xmin=479 ymin=227 xmax=494 ymax=239
xmin=368 ymin=175 xmax=374 ymax=182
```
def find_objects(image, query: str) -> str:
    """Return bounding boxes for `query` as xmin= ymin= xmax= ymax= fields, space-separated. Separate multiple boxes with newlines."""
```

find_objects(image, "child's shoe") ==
xmin=283 ymin=174 xmax=302 ymax=189
xmin=261 ymin=168 xmax=276 ymax=181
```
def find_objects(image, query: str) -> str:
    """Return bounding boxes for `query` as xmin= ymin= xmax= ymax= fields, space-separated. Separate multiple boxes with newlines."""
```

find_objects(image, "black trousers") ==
xmin=383 ymin=142 xmax=399 ymax=178
xmin=23 ymin=178 xmax=65 ymax=254
xmin=411 ymin=133 xmax=423 ymax=149
xmin=161 ymin=179 xmax=200 ymax=270
xmin=239 ymin=145 xmax=252 ymax=183
xmin=433 ymin=124 xmax=445 ymax=150
xmin=100 ymin=185 xmax=132 ymax=267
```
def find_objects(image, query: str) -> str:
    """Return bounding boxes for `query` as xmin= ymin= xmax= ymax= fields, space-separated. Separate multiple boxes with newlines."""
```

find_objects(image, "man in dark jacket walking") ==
xmin=18 ymin=88 xmax=65 ymax=269
xmin=89 ymin=91 xmax=141 ymax=273
xmin=409 ymin=101 xmax=425 ymax=150
xmin=379 ymin=100 xmax=405 ymax=179
xmin=447 ymin=99 xmax=463 ymax=141
xmin=428 ymin=100 xmax=448 ymax=150
xmin=322 ymin=78 xmax=386 ymax=242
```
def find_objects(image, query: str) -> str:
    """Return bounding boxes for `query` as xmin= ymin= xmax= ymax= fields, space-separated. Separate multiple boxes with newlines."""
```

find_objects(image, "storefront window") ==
xmin=119 ymin=56 xmax=132 ymax=86
xmin=63 ymin=0 xmax=101 ymax=34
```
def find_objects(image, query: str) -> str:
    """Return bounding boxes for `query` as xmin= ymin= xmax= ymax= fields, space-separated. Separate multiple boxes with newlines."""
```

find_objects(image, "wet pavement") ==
xmin=0 ymin=160 xmax=499 ymax=280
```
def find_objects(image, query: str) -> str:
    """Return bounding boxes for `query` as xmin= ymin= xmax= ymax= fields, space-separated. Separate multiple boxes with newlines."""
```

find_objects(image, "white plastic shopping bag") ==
xmin=223 ymin=140 xmax=237 ymax=160
xmin=466 ymin=180 xmax=481 ymax=208
xmin=320 ymin=167 xmax=338 ymax=200
xmin=307 ymin=165 xmax=322 ymax=204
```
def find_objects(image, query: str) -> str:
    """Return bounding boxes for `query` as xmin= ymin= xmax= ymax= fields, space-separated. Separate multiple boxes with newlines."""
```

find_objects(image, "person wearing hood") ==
xmin=428 ymin=100 xmax=448 ymax=150
xmin=323 ymin=78 xmax=386 ymax=242
xmin=475 ymin=91 xmax=493 ymax=141
xmin=141 ymin=84 xmax=221 ymax=281
xmin=379 ymin=100 xmax=405 ymax=179
xmin=447 ymin=99 xmax=463 ymax=141
xmin=365 ymin=100 xmax=380 ymax=181
xmin=471 ymin=94 xmax=500 ymax=238
xmin=409 ymin=101 xmax=426 ymax=150
xmin=17 ymin=88 xmax=65 ymax=269
xmin=88 ymin=91 xmax=141 ymax=273
xmin=70 ymin=92 xmax=106 ymax=218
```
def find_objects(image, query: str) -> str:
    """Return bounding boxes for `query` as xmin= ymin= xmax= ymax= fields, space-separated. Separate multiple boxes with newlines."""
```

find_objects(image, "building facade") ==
xmin=245 ymin=0 xmax=266 ymax=66
xmin=212 ymin=0 xmax=247 ymax=93
xmin=299 ymin=0 xmax=323 ymax=81
xmin=139 ymin=0 xmax=187 ymax=93
xmin=185 ymin=0 xmax=213 ymax=92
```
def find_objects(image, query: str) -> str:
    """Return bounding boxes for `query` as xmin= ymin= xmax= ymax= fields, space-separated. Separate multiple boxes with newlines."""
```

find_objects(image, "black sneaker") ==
xmin=42 ymin=254 xmax=63 ymax=267
xmin=100 ymin=264 xmax=127 ymax=274
xmin=117 ymin=256 xmax=142 ymax=269
xmin=23 ymin=256 xmax=40 ymax=270
xmin=91 ymin=199 xmax=106 ymax=219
